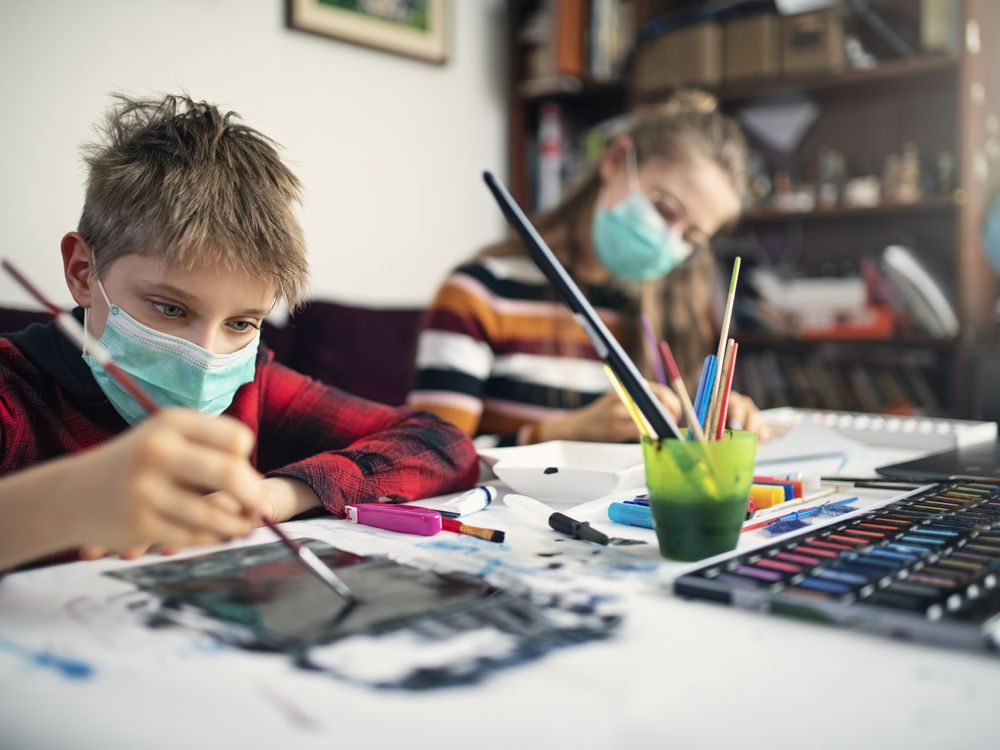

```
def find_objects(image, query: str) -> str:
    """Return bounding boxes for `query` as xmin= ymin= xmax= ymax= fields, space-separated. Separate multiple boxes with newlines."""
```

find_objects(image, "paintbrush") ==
xmin=705 ymin=257 xmax=741 ymax=437
xmin=658 ymin=340 xmax=706 ymax=442
xmin=441 ymin=517 xmax=505 ymax=543
xmin=1 ymin=258 xmax=355 ymax=602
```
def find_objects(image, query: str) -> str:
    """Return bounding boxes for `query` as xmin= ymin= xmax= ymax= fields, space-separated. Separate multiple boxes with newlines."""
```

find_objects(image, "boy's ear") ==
xmin=599 ymin=135 xmax=633 ymax=184
xmin=61 ymin=232 xmax=96 ymax=308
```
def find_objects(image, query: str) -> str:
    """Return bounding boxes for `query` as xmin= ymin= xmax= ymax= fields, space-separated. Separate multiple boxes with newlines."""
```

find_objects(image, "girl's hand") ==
xmin=724 ymin=392 xmax=772 ymax=441
xmin=533 ymin=383 xmax=682 ymax=443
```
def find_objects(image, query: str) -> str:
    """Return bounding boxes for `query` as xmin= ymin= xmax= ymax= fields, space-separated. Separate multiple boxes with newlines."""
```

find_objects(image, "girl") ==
xmin=409 ymin=90 xmax=769 ymax=446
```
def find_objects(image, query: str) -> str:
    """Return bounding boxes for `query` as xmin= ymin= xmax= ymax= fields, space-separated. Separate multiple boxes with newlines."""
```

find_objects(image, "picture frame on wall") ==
xmin=286 ymin=0 xmax=449 ymax=64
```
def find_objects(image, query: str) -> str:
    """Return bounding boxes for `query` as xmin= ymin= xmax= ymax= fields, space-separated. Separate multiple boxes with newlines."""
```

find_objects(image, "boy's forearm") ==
xmin=0 ymin=459 xmax=85 ymax=571
xmin=264 ymin=477 xmax=321 ymax=522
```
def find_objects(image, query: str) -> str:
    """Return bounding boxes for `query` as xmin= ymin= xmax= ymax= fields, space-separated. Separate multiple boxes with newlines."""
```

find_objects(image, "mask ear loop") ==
xmin=598 ymin=141 xmax=641 ymax=211
xmin=82 ymin=277 xmax=113 ymax=356
xmin=625 ymin=143 xmax=642 ymax=195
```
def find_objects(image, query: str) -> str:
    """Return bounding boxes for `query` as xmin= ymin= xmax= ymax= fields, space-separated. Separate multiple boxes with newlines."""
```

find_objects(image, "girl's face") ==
xmin=599 ymin=147 xmax=742 ymax=254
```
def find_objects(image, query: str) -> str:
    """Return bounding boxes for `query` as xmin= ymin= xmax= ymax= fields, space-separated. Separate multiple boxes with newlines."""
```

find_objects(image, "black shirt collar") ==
xmin=3 ymin=307 xmax=111 ymax=408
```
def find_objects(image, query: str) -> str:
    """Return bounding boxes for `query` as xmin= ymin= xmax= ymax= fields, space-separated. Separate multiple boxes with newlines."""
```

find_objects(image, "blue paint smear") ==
xmin=0 ymin=635 xmax=94 ymax=680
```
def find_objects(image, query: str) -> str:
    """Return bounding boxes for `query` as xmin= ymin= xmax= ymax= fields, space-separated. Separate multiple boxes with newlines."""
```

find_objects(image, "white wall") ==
xmin=0 ymin=0 xmax=507 ymax=311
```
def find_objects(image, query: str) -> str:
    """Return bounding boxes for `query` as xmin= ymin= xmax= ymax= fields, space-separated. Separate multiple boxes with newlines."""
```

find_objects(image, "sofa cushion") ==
xmin=279 ymin=301 xmax=423 ymax=407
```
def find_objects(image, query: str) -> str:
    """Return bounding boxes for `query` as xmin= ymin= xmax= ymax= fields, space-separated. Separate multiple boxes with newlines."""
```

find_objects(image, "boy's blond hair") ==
xmin=79 ymin=93 xmax=309 ymax=307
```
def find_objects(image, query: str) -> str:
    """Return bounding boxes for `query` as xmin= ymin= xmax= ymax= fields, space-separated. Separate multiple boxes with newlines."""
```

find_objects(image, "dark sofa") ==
xmin=0 ymin=301 xmax=424 ymax=407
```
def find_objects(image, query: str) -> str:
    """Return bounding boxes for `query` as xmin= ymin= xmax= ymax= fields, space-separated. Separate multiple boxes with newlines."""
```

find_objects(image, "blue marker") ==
xmin=608 ymin=502 xmax=655 ymax=529
xmin=690 ymin=355 xmax=717 ymax=438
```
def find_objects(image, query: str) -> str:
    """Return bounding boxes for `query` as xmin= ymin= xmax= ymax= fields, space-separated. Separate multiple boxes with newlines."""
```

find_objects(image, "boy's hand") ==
xmin=69 ymin=409 xmax=269 ymax=554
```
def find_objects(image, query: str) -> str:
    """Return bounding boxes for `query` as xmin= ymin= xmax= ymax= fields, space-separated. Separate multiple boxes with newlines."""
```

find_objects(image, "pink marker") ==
xmin=345 ymin=504 xmax=442 ymax=535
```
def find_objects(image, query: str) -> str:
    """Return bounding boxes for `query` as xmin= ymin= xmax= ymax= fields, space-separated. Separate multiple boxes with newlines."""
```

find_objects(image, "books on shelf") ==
xmin=518 ymin=0 xmax=633 ymax=88
xmin=736 ymin=349 xmax=945 ymax=416
xmin=881 ymin=244 xmax=959 ymax=337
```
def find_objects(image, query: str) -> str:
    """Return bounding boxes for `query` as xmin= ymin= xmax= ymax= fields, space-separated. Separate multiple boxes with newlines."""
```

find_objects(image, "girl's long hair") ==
xmin=481 ymin=89 xmax=748 ymax=390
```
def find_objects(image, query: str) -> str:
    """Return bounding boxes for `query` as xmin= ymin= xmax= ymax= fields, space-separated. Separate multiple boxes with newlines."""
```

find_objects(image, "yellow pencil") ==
xmin=603 ymin=364 xmax=656 ymax=440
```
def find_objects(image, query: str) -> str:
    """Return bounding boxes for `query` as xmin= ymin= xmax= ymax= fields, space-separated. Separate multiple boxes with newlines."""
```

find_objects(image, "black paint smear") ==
xmin=110 ymin=543 xmax=496 ymax=650
xmin=107 ymin=540 xmax=621 ymax=690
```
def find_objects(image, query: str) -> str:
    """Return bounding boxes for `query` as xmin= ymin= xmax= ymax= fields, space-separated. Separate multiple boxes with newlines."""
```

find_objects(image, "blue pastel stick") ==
xmin=691 ymin=355 xmax=717 ymax=436
xmin=608 ymin=502 xmax=655 ymax=529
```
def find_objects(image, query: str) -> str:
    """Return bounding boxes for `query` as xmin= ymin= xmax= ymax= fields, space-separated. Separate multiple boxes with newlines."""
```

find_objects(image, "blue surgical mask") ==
xmin=592 ymin=148 xmax=693 ymax=281
xmin=83 ymin=281 xmax=259 ymax=425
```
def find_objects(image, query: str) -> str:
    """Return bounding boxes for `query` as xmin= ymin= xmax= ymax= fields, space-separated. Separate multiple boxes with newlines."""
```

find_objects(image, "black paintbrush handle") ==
xmin=549 ymin=512 xmax=610 ymax=545
xmin=483 ymin=171 xmax=682 ymax=441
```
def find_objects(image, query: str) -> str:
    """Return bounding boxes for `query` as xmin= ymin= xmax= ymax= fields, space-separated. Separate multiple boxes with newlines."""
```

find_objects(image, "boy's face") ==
xmin=81 ymin=252 xmax=276 ymax=356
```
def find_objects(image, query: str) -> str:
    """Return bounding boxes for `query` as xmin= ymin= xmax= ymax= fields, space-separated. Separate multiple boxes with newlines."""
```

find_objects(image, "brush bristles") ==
xmin=441 ymin=518 xmax=505 ymax=543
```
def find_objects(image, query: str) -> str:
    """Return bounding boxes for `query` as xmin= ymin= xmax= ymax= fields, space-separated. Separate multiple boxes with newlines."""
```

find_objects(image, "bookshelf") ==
xmin=505 ymin=0 xmax=1000 ymax=419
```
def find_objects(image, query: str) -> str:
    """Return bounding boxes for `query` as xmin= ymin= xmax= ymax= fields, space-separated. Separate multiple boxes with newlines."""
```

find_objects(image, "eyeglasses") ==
xmin=649 ymin=188 xmax=712 ymax=254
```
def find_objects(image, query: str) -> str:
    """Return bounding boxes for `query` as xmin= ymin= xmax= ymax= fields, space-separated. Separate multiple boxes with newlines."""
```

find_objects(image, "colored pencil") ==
xmin=441 ymin=517 xmax=506 ymax=543
xmin=603 ymin=364 xmax=656 ymax=439
xmin=741 ymin=496 xmax=859 ymax=533
xmin=714 ymin=339 xmax=738 ymax=440
xmin=705 ymin=257 xmax=741 ymax=434
xmin=742 ymin=487 xmax=841 ymax=527
xmin=1 ymin=258 xmax=355 ymax=601
xmin=691 ymin=355 xmax=717 ymax=434
xmin=658 ymin=340 xmax=706 ymax=442
xmin=640 ymin=313 xmax=667 ymax=386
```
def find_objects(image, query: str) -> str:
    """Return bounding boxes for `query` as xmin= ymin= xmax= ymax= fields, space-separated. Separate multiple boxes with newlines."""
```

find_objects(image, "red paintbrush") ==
xmin=1 ymin=259 xmax=354 ymax=601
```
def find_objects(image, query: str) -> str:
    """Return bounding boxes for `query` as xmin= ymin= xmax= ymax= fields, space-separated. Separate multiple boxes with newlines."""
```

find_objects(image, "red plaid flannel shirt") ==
xmin=0 ymin=317 xmax=479 ymax=517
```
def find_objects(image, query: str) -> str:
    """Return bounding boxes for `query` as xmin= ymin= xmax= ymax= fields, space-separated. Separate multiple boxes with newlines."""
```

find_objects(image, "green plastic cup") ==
xmin=642 ymin=431 xmax=758 ymax=562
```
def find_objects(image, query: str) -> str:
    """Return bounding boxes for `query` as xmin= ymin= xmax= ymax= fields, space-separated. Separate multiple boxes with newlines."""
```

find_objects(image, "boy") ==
xmin=0 ymin=94 xmax=479 ymax=570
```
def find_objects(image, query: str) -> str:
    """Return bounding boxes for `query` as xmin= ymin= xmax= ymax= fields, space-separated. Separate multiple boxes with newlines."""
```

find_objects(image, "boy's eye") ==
xmin=228 ymin=320 xmax=260 ymax=333
xmin=152 ymin=302 xmax=185 ymax=318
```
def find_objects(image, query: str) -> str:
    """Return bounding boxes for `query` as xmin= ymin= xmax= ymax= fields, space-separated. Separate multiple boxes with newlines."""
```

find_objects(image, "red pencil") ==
xmin=715 ymin=340 xmax=738 ymax=440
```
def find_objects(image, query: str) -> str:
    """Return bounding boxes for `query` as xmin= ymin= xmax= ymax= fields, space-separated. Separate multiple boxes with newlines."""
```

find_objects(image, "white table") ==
xmin=1 ymin=442 xmax=997 ymax=750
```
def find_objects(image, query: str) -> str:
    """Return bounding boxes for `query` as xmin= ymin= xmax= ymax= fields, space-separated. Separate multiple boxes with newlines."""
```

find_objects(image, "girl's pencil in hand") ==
xmin=441 ymin=517 xmax=506 ymax=543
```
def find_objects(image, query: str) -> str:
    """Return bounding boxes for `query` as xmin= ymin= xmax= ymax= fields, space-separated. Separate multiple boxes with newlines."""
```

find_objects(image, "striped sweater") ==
xmin=407 ymin=255 xmax=635 ymax=447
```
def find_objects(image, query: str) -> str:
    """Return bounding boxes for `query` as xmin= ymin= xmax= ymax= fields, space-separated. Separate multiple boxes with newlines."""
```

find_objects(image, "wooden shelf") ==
xmin=736 ymin=332 xmax=959 ymax=350
xmin=636 ymin=55 xmax=959 ymax=105
xmin=742 ymin=196 xmax=958 ymax=224
xmin=517 ymin=75 xmax=626 ymax=101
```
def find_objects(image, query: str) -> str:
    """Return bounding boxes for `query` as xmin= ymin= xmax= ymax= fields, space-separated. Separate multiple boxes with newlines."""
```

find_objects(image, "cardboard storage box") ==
xmin=634 ymin=22 xmax=722 ymax=94
xmin=781 ymin=8 xmax=845 ymax=76
xmin=724 ymin=13 xmax=781 ymax=82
